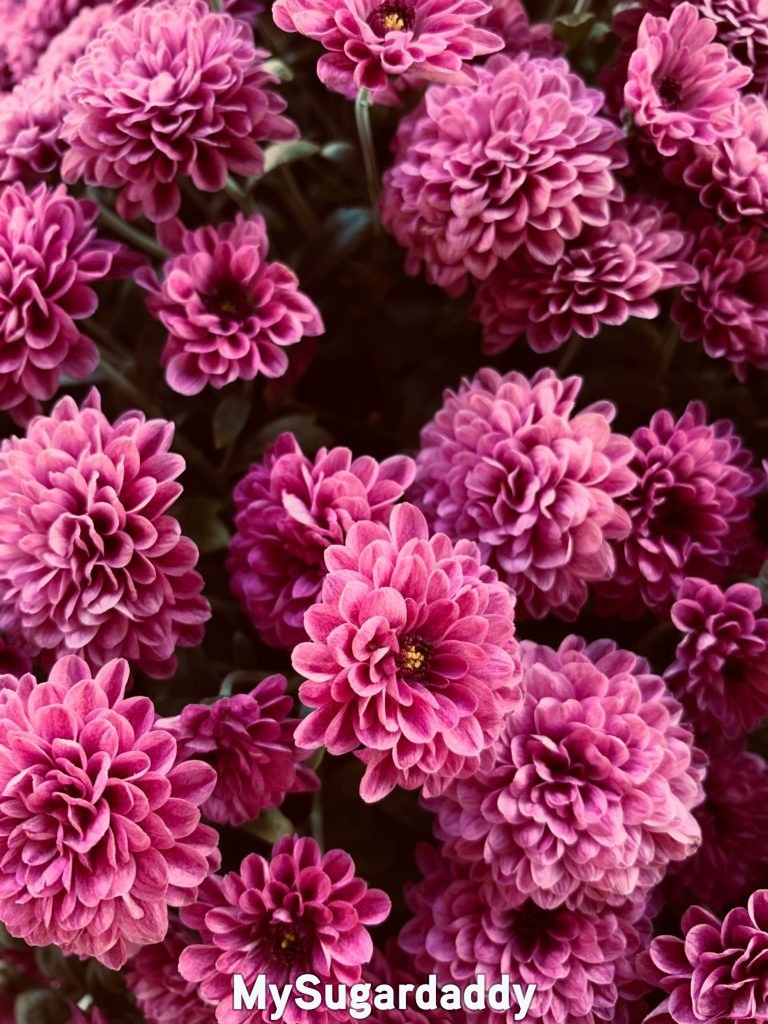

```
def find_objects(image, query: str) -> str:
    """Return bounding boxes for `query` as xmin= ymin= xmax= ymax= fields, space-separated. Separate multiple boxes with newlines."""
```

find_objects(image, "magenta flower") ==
xmin=159 ymin=674 xmax=319 ymax=827
xmin=478 ymin=0 xmax=562 ymax=58
xmin=413 ymin=368 xmax=636 ymax=620
xmin=228 ymin=432 xmax=415 ymax=649
xmin=594 ymin=402 xmax=760 ymax=618
xmin=126 ymin=918 xmax=216 ymax=1024
xmin=431 ymin=636 xmax=704 ymax=911
xmin=179 ymin=836 xmax=391 ymax=1024
xmin=61 ymin=0 xmax=297 ymax=222
xmin=472 ymin=198 xmax=695 ymax=354
xmin=4 ymin=0 xmax=102 ymax=84
xmin=272 ymin=0 xmax=502 ymax=99
xmin=363 ymin=947 xmax=453 ymax=1024
xmin=37 ymin=3 xmax=117 ymax=76
xmin=292 ymin=503 xmax=522 ymax=802
xmin=0 ymin=74 xmax=67 ymax=186
xmin=624 ymin=3 xmax=751 ymax=157
xmin=380 ymin=53 xmax=626 ymax=295
xmin=137 ymin=215 xmax=323 ymax=395
xmin=0 ymin=389 xmax=210 ymax=677
xmin=0 ymin=656 xmax=220 ymax=969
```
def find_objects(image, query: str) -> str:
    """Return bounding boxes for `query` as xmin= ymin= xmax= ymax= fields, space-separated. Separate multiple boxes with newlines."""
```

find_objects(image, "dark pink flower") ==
xmin=478 ymin=0 xmax=562 ymax=57
xmin=380 ymin=53 xmax=626 ymax=295
xmin=36 ymin=3 xmax=117 ymax=77
xmin=594 ymin=402 xmax=760 ymax=618
xmin=137 ymin=215 xmax=323 ymax=395
xmin=0 ymin=656 xmax=220 ymax=969
xmin=228 ymin=432 xmax=415 ymax=649
xmin=61 ymin=0 xmax=297 ymax=222
xmin=363 ymin=947 xmax=453 ymax=1024
xmin=0 ymin=389 xmax=210 ymax=677
xmin=4 ymin=0 xmax=102 ymax=84
xmin=126 ymin=918 xmax=216 ymax=1024
xmin=159 ymin=674 xmax=319 ymax=827
xmin=0 ymin=74 xmax=67 ymax=186
xmin=178 ymin=836 xmax=391 ymax=1024
xmin=624 ymin=3 xmax=751 ymax=157
xmin=291 ymin=503 xmax=522 ymax=802
xmin=412 ymin=368 xmax=637 ymax=620
xmin=431 ymin=637 xmax=704 ymax=911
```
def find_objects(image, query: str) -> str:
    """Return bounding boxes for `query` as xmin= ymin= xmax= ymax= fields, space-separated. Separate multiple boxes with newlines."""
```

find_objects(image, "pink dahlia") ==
xmin=0 ymin=183 xmax=127 ymax=424
xmin=412 ymin=368 xmax=636 ymax=620
xmin=363 ymin=947 xmax=452 ymax=1024
xmin=291 ymin=503 xmax=522 ymax=802
xmin=624 ymin=3 xmax=751 ymax=157
xmin=126 ymin=918 xmax=216 ymax=1024
xmin=431 ymin=636 xmax=704 ymax=911
xmin=36 ymin=4 xmax=116 ymax=77
xmin=178 ymin=836 xmax=391 ymax=1024
xmin=0 ymin=389 xmax=210 ymax=677
xmin=159 ymin=674 xmax=319 ymax=827
xmin=272 ymin=0 xmax=501 ymax=99
xmin=399 ymin=843 xmax=651 ymax=1024
xmin=4 ymin=0 xmax=102 ymax=83
xmin=61 ymin=0 xmax=297 ymax=222
xmin=380 ymin=53 xmax=626 ymax=295
xmin=228 ymin=432 xmax=415 ymax=649
xmin=0 ymin=74 xmax=67 ymax=186
xmin=665 ymin=577 xmax=768 ymax=738
xmin=137 ymin=215 xmax=323 ymax=396
xmin=0 ymin=656 xmax=220 ymax=968
xmin=472 ymin=198 xmax=695 ymax=354
xmin=672 ymin=221 xmax=768 ymax=380
xmin=478 ymin=0 xmax=562 ymax=58
xmin=642 ymin=891 xmax=768 ymax=1023
xmin=594 ymin=402 xmax=760 ymax=618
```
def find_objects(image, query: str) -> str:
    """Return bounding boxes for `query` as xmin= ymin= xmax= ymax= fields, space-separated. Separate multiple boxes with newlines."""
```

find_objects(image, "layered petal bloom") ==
xmin=472 ymin=198 xmax=695 ymax=354
xmin=594 ymin=402 xmax=760 ymax=618
xmin=4 ymin=0 xmax=102 ymax=83
xmin=36 ymin=3 xmax=117 ymax=77
xmin=412 ymin=368 xmax=637 ymax=620
xmin=665 ymin=577 xmax=768 ymax=738
xmin=363 ymin=947 xmax=453 ymax=1024
xmin=478 ymin=0 xmax=561 ymax=57
xmin=137 ymin=215 xmax=323 ymax=395
xmin=0 ymin=389 xmax=210 ymax=677
xmin=0 ymin=657 xmax=220 ymax=969
xmin=178 ymin=836 xmax=390 ymax=1024
xmin=291 ymin=503 xmax=522 ymax=802
xmin=126 ymin=918 xmax=216 ymax=1024
xmin=61 ymin=0 xmax=297 ymax=222
xmin=159 ymin=674 xmax=319 ymax=827
xmin=271 ymin=0 xmax=502 ymax=99
xmin=228 ymin=432 xmax=415 ymax=649
xmin=380 ymin=53 xmax=626 ymax=295
xmin=0 ymin=73 xmax=67 ymax=186
xmin=431 ymin=637 xmax=704 ymax=911
xmin=624 ymin=3 xmax=751 ymax=157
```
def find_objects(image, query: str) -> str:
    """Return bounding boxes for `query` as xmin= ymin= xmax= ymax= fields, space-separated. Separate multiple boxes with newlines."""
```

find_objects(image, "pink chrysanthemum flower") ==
xmin=126 ymin=918 xmax=216 ymax=1024
xmin=431 ymin=637 xmax=704 ymax=911
xmin=4 ymin=0 xmax=102 ymax=83
xmin=472 ymin=198 xmax=695 ymax=354
xmin=61 ymin=0 xmax=297 ymax=222
xmin=0 ymin=656 xmax=220 ymax=969
xmin=412 ymin=368 xmax=637 ymax=620
xmin=380 ymin=54 xmax=626 ymax=295
xmin=672 ymin=221 xmax=768 ymax=380
xmin=0 ymin=183 xmax=127 ymax=423
xmin=624 ymin=3 xmax=751 ymax=157
xmin=178 ymin=836 xmax=391 ymax=1024
xmin=0 ymin=389 xmax=210 ymax=677
xmin=272 ymin=0 xmax=502 ymax=99
xmin=478 ymin=0 xmax=562 ymax=57
xmin=363 ymin=947 xmax=453 ymax=1024
xmin=665 ymin=577 xmax=768 ymax=738
xmin=399 ymin=844 xmax=651 ymax=1024
xmin=0 ymin=74 xmax=67 ymax=186
xmin=137 ymin=215 xmax=323 ymax=396
xmin=228 ymin=432 xmax=415 ymax=649
xmin=291 ymin=503 xmax=522 ymax=802
xmin=36 ymin=3 xmax=117 ymax=76
xmin=114 ymin=0 xmax=263 ymax=24
xmin=159 ymin=674 xmax=319 ymax=827
xmin=594 ymin=402 xmax=760 ymax=618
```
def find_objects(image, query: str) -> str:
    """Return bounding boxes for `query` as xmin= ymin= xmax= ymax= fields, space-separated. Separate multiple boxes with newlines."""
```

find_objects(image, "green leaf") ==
xmin=176 ymin=497 xmax=230 ymax=555
xmin=263 ymin=140 xmax=320 ymax=176
xmin=261 ymin=58 xmax=293 ymax=81
xmin=242 ymin=808 xmax=295 ymax=844
xmin=321 ymin=141 xmax=356 ymax=164
xmin=213 ymin=391 xmax=252 ymax=449
xmin=553 ymin=11 xmax=597 ymax=47
xmin=252 ymin=414 xmax=333 ymax=457
xmin=14 ymin=990 xmax=71 ymax=1024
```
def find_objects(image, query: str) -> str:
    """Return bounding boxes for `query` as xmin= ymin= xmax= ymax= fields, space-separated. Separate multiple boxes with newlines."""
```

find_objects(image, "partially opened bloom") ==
xmin=478 ymin=0 xmax=561 ymax=57
xmin=160 ymin=674 xmax=319 ymax=827
xmin=0 ymin=656 xmax=220 ymax=969
xmin=431 ymin=637 xmax=704 ymax=911
xmin=0 ymin=74 xmax=67 ymax=186
xmin=291 ymin=503 xmax=522 ymax=802
xmin=62 ymin=0 xmax=297 ymax=222
xmin=413 ymin=368 xmax=636 ymax=620
xmin=624 ymin=3 xmax=751 ymax=157
xmin=0 ymin=389 xmax=210 ymax=677
xmin=126 ymin=918 xmax=216 ymax=1024
xmin=179 ymin=836 xmax=390 ymax=1024
xmin=228 ymin=433 xmax=415 ymax=649
xmin=381 ymin=53 xmax=626 ymax=295
xmin=137 ymin=215 xmax=323 ymax=395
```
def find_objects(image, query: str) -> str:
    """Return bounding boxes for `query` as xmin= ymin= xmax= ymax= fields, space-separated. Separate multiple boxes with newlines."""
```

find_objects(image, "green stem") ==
xmin=355 ymin=88 xmax=380 ymax=216
xmin=279 ymin=166 xmax=321 ymax=234
xmin=225 ymin=175 xmax=254 ymax=214
xmin=92 ymin=198 xmax=168 ymax=261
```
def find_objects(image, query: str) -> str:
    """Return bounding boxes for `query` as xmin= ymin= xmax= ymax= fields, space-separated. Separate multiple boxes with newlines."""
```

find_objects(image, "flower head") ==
xmin=0 ymin=389 xmax=210 ymax=677
xmin=228 ymin=432 xmax=415 ymax=649
xmin=4 ymin=0 xmax=102 ymax=84
xmin=126 ymin=918 xmax=216 ymax=1024
xmin=0 ymin=656 xmax=220 ymax=968
xmin=0 ymin=74 xmax=68 ymax=186
xmin=291 ymin=503 xmax=522 ymax=802
xmin=413 ymin=368 xmax=637 ymax=620
xmin=478 ymin=0 xmax=562 ymax=58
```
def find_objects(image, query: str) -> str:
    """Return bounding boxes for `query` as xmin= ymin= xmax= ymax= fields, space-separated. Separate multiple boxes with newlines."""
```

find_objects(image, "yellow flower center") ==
xmin=383 ymin=11 xmax=405 ymax=29
xmin=400 ymin=644 xmax=426 ymax=673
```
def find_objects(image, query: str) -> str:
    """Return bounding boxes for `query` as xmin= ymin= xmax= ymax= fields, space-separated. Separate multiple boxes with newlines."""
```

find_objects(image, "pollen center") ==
xmin=367 ymin=0 xmax=415 ymax=35
xmin=396 ymin=634 xmax=431 ymax=680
